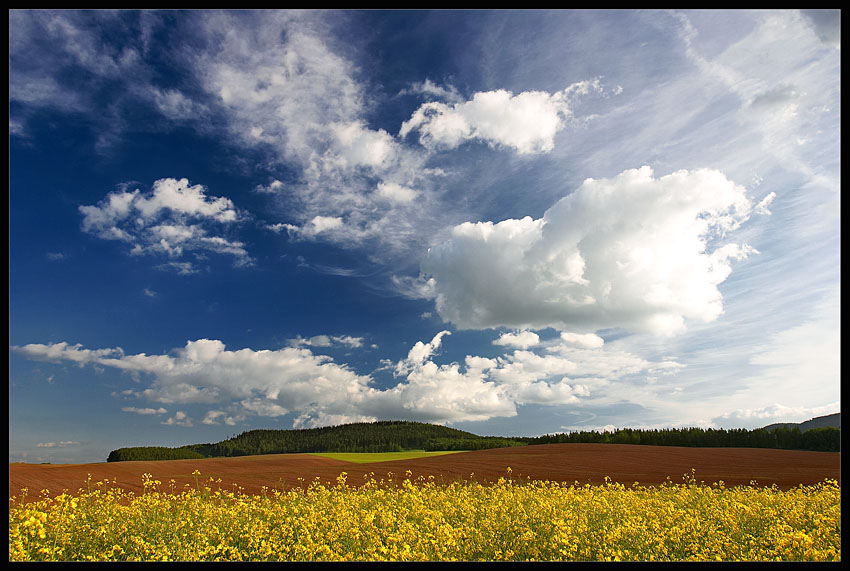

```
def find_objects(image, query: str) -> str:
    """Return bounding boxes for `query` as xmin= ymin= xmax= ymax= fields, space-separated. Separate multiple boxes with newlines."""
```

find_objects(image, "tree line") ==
xmin=518 ymin=425 xmax=840 ymax=452
xmin=422 ymin=437 xmax=527 ymax=451
xmin=106 ymin=446 xmax=205 ymax=462
xmin=106 ymin=421 xmax=839 ymax=462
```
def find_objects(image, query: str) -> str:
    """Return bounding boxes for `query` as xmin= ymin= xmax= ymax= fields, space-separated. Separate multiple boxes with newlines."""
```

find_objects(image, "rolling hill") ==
xmin=760 ymin=412 xmax=841 ymax=432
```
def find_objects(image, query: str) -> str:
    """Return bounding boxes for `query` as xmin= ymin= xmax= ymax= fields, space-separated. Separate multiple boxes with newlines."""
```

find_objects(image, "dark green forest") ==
xmin=107 ymin=421 xmax=839 ymax=462
xmin=422 ymin=437 xmax=527 ymax=451
xmin=520 ymin=425 xmax=840 ymax=452
xmin=106 ymin=446 xmax=206 ymax=462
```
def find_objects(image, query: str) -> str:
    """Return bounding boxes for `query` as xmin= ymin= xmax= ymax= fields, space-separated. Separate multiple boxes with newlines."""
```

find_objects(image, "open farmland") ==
xmin=10 ymin=444 xmax=841 ymax=561
xmin=10 ymin=443 xmax=840 ymax=498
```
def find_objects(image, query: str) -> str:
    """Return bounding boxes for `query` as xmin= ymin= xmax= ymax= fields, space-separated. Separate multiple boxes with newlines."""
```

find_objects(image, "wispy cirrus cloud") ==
xmin=12 ymin=9 xmax=612 ymax=270
xmin=37 ymin=440 xmax=79 ymax=448
xmin=9 ymin=10 xmax=210 ymax=149
xmin=183 ymin=11 xmax=614 ymax=261
xmin=800 ymin=9 xmax=841 ymax=47
xmin=184 ymin=11 xmax=439 ymax=255
xmin=288 ymin=334 xmax=365 ymax=349
xmin=122 ymin=406 xmax=167 ymax=415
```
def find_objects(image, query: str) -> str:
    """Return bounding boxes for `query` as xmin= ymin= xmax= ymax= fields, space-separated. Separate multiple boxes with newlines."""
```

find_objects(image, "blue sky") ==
xmin=10 ymin=10 xmax=840 ymax=464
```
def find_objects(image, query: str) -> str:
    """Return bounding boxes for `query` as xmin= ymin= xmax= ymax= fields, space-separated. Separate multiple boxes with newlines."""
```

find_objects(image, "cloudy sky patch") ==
xmin=10 ymin=9 xmax=839 ymax=463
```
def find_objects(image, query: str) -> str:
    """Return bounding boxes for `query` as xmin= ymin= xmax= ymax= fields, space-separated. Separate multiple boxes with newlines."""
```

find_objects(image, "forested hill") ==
xmin=106 ymin=421 xmax=526 ymax=462
xmin=520 ymin=424 xmax=840 ymax=452
xmin=760 ymin=412 xmax=840 ymax=433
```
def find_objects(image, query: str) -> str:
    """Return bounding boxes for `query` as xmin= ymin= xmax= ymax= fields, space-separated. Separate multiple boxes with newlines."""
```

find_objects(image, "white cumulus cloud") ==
xmin=400 ymin=81 xmax=603 ymax=154
xmin=11 ymin=327 xmax=684 ymax=430
xmin=422 ymin=166 xmax=760 ymax=336
xmin=559 ymin=332 xmax=605 ymax=349
xmin=492 ymin=330 xmax=540 ymax=349
xmin=79 ymin=178 xmax=252 ymax=270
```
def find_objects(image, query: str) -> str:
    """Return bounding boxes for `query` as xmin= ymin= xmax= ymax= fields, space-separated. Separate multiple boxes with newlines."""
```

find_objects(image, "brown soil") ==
xmin=9 ymin=444 xmax=840 ymax=499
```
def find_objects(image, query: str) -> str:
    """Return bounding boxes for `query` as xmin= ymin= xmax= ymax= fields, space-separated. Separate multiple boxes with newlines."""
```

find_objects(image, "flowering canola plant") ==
xmin=9 ymin=469 xmax=840 ymax=561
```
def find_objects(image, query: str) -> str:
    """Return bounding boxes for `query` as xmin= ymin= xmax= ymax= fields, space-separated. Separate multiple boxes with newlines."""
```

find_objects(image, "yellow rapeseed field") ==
xmin=9 ymin=469 xmax=840 ymax=562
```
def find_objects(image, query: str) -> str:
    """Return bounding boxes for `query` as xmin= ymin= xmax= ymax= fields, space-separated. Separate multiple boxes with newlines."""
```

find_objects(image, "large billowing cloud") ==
xmin=14 ymin=338 xmax=376 ymax=426
xmin=422 ymin=166 xmax=761 ymax=336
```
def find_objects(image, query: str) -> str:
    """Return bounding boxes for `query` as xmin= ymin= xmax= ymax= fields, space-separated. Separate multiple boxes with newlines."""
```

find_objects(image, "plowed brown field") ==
xmin=9 ymin=444 xmax=840 ymax=499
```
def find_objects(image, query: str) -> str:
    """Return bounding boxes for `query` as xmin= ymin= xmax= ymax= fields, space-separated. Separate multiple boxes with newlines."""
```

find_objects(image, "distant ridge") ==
xmin=760 ymin=412 xmax=840 ymax=432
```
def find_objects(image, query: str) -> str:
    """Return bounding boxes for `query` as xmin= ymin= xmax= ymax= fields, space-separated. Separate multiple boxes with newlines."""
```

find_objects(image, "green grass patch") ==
xmin=309 ymin=450 xmax=467 ymax=464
